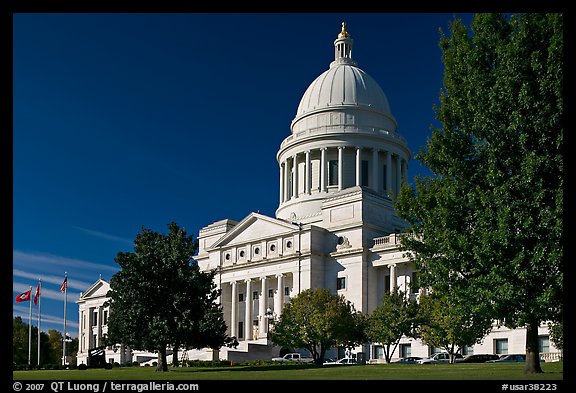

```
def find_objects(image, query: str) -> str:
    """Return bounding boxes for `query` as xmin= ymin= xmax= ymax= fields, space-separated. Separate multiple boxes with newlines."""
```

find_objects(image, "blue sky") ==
xmin=12 ymin=12 xmax=475 ymax=337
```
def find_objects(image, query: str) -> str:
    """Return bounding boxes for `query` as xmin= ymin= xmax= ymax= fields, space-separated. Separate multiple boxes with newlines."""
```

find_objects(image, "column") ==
xmin=279 ymin=163 xmax=284 ymax=204
xmin=386 ymin=151 xmax=392 ymax=195
xmin=355 ymin=146 xmax=361 ymax=187
xmin=372 ymin=149 xmax=379 ymax=193
xmin=96 ymin=306 xmax=101 ymax=347
xmin=305 ymin=150 xmax=311 ymax=194
xmin=396 ymin=155 xmax=402 ymax=195
xmin=284 ymin=160 xmax=290 ymax=202
xmin=338 ymin=146 xmax=344 ymax=191
xmin=401 ymin=159 xmax=407 ymax=184
xmin=244 ymin=279 xmax=252 ymax=340
xmin=389 ymin=264 xmax=397 ymax=291
xmin=292 ymin=154 xmax=298 ymax=199
xmin=259 ymin=277 xmax=267 ymax=335
xmin=320 ymin=148 xmax=327 ymax=192
xmin=230 ymin=281 xmax=237 ymax=338
xmin=275 ymin=274 xmax=284 ymax=316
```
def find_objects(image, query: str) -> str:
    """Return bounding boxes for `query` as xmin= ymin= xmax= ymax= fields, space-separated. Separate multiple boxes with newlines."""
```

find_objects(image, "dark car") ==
xmin=487 ymin=354 xmax=531 ymax=363
xmin=459 ymin=354 xmax=501 ymax=363
xmin=390 ymin=356 xmax=423 ymax=364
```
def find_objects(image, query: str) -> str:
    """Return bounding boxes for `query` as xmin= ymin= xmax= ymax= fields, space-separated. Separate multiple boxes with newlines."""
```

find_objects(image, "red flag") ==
xmin=60 ymin=276 xmax=67 ymax=292
xmin=15 ymin=290 xmax=31 ymax=303
xmin=34 ymin=281 xmax=41 ymax=306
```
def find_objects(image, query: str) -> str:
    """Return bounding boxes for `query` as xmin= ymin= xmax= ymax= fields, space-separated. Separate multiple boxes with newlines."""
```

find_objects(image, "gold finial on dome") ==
xmin=338 ymin=21 xmax=350 ymax=38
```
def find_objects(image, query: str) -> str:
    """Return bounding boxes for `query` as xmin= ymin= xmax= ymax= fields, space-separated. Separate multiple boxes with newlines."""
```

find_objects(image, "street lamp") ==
xmin=265 ymin=307 xmax=274 ymax=333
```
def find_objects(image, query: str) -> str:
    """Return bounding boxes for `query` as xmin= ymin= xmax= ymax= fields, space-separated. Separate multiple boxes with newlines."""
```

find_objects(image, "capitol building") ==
xmin=76 ymin=23 xmax=559 ymax=365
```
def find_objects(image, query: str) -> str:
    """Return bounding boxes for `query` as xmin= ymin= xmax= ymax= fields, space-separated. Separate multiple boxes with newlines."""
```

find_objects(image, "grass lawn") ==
xmin=13 ymin=361 xmax=563 ymax=381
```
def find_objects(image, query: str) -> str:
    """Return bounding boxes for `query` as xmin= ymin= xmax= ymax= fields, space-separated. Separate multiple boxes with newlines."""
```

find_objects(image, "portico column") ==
xmin=275 ymin=274 xmax=284 ymax=317
xmin=244 ymin=279 xmax=252 ymax=340
xmin=396 ymin=155 xmax=402 ymax=195
xmin=305 ymin=150 xmax=311 ymax=194
xmin=230 ymin=281 xmax=237 ymax=338
xmin=372 ymin=149 xmax=379 ymax=193
xmin=96 ymin=306 xmax=101 ymax=347
xmin=389 ymin=264 xmax=397 ymax=291
xmin=292 ymin=154 xmax=298 ymax=199
xmin=338 ymin=146 xmax=345 ymax=191
xmin=259 ymin=277 xmax=267 ymax=335
xmin=386 ymin=151 xmax=392 ymax=195
xmin=355 ymin=146 xmax=361 ymax=187
xmin=320 ymin=148 xmax=327 ymax=192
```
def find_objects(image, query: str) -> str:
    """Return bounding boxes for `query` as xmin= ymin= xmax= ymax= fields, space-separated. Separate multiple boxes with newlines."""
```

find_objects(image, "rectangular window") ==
xmin=103 ymin=310 xmax=108 ymax=325
xmin=337 ymin=277 xmax=346 ymax=290
xmin=238 ymin=293 xmax=244 ymax=302
xmin=253 ymin=291 xmax=259 ymax=300
xmin=495 ymin=339 xmax=508 ymax=355
xmin=400 ymin=343 xmax=411 ymax=358
xmin=361 ymin=160 xmax=369 ymax=187
xmin=374 ymin=345 xmax=384 ymax=359
xmin=238 ymin=322 xmax=244 ymax=339
xmin=462 ymin=346 xmax=474 ymax=355
xmin=328 ymin=160 xmax=338 ymax=186
xmin=284 ymin=286 xmax=290 ymax=296
xmin=384 ymin=275 xmax=391 ymax=294
xmin=93 ymin=311 xmax=98 ymax=326
xmin=431 ymin=347 xmax=442 ymax=356
xmin=268 ymin=289 xmax=274 ymax=298
xmin=538 ymin=336 xmax=550 ymax=353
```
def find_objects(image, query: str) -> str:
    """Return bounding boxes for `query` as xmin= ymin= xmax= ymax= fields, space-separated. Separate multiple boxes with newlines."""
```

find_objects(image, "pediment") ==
xmin=208 ymin=212 xmax=298 ymax=249
xmin=78 ymin=278 xmax=110 ymax=301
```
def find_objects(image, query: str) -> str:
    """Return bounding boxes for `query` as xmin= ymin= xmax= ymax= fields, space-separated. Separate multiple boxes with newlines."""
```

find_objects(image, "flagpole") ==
xmin=28 ymin=286 xmax=32 ymax=366
xmin=62 ymin=272 xmax=68 ymax=366
xmin=37 ymin=279 xmax=41 ymax=366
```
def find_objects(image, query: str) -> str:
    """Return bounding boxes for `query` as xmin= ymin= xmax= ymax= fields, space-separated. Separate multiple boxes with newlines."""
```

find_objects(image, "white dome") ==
xmin=295 ymin=64 xmax=392 ymax=119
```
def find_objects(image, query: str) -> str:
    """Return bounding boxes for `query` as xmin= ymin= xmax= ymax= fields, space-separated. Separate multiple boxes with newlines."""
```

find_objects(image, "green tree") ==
xmin=269 ymin=288 xmax=365 ymax=365
xmin=548 ymin=321 xmax=562 ymax=354
xmin=13 ymin=316 xmax=30 ymax=365
xmin=395 ymin=13 xmax=562 ymax=374
xmin=105 ymin=221 xmax=234 ymax=372
xmin=365 ymin=289 xmax=420 ymax=363
xmin=46 ymin=329 xmax=63 ymax=365
xmin=418 ymin=290 xmax=494 ymax=363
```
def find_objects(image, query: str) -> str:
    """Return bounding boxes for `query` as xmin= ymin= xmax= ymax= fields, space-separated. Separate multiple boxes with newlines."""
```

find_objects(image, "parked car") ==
xmin=459 ymin=354 xmax=501 ymax=363
xmin=323 ymin=357 xmax=357 ymax=365
xmin=390 ymin=356 xmax=423 ymax=364
xmin=271 ymin=352 xmax=314 ymax=362
xmin=417 ymin=352 xmax=464 ymax=364
xmin=486 ymin=354 xmax=547 ymax=363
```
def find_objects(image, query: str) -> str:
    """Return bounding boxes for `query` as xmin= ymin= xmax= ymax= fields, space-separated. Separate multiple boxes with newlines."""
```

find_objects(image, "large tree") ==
xmin=105 ymin=221 xmax=234 ymax=372
xmin=269 ymin=288 xmax=366 ymax=365
xmin=365 ymin=289 xmax=420 ymax=363
xmin=395 ymin=13 xmax=562 ymax=374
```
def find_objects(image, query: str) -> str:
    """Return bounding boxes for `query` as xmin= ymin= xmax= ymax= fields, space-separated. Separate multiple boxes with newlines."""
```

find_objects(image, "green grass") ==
xmin=13 ymin=361 xmax=564 ymax=380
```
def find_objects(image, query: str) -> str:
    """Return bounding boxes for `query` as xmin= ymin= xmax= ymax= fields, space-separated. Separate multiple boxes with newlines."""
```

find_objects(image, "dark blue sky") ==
xmin=12 ymin=12 xmax=475 ymax=335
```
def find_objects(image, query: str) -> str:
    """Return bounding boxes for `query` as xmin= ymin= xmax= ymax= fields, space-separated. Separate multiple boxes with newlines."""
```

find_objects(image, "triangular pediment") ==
xmin=208 ymin=212 xmax=298 ymax=249
xmin=77 ymin=279 xmax=110 ymax=302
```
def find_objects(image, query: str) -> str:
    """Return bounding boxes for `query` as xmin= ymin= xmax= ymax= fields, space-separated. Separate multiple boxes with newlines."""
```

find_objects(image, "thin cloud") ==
xmin=72 ymin=226 xmax=134 ymax=245
xmin=13 ymin=250 xmax=119 ymax=273
xmin=13 ymin=269 xmax=94 ymax=291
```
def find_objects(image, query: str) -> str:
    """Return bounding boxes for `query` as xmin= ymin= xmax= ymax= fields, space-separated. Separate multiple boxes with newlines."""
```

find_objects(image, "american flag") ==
xmin=60 ymin=276 xmax=67 ymax=293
